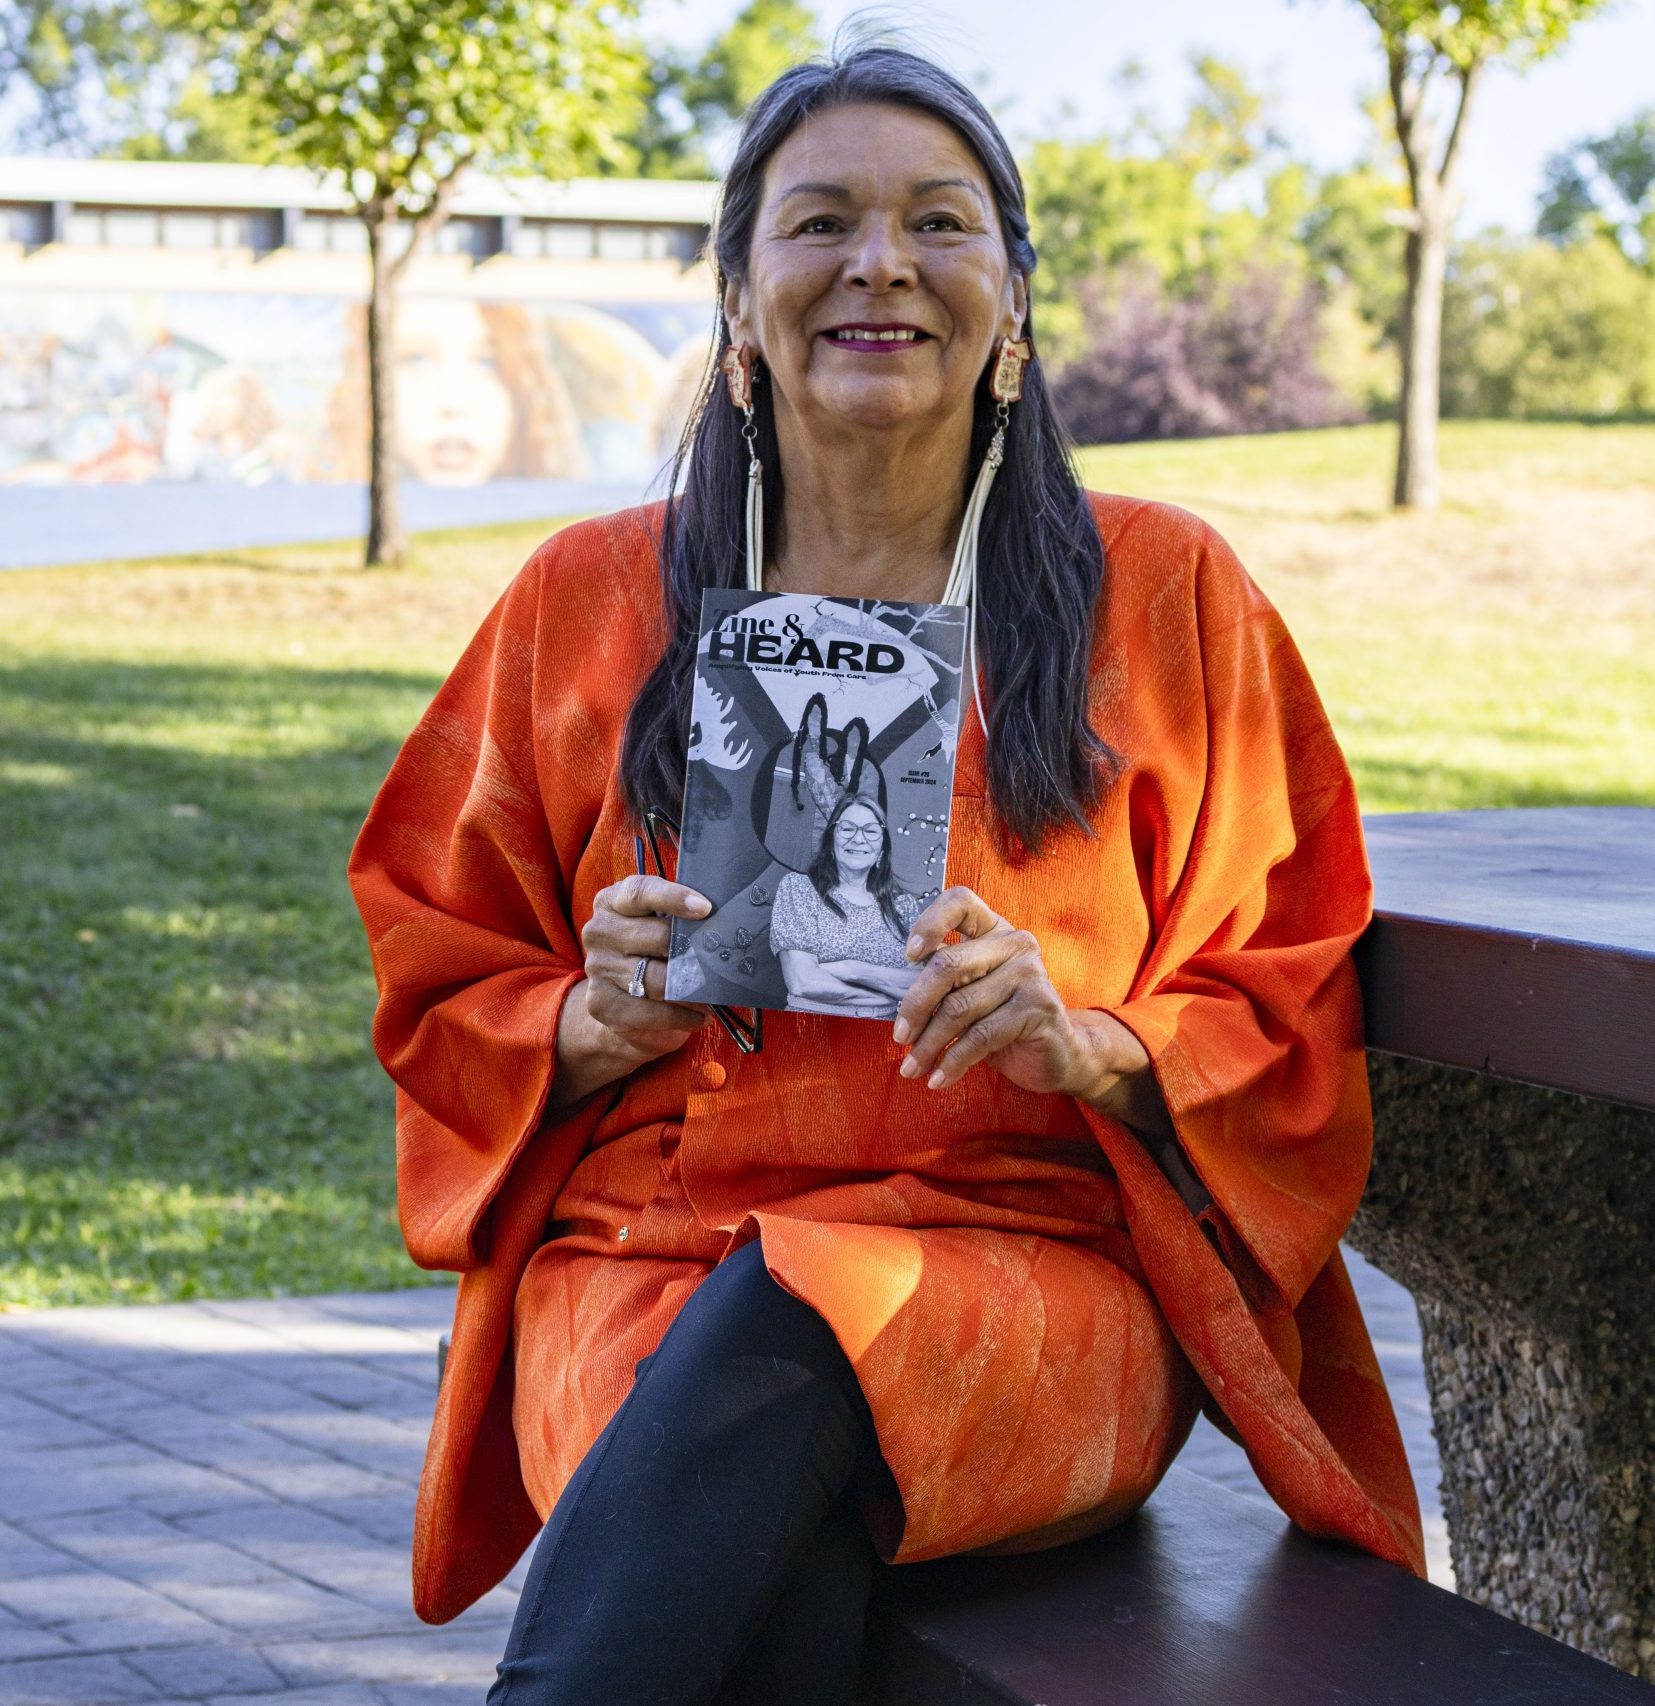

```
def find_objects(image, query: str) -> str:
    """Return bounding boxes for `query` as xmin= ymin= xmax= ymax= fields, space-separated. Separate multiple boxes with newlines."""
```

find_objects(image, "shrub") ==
xmin=1049 ymin=262 xmax=1365 ymax=444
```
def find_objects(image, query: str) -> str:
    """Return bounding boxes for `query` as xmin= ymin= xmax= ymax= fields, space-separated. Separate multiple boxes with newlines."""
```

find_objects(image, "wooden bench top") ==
xmin=862 ymin=1467 xmax=1652 ymax=1703
xmin=1356 ymin=806 xmax=1655 ymax=1111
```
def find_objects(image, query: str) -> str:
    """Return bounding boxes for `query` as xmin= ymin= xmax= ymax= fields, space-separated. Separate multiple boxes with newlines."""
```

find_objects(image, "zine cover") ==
xmin=664 ymin=589 xmax=968 ymax=1021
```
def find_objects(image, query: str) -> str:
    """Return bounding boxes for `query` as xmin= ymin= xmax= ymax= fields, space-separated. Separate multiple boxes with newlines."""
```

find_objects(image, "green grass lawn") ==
xmin=3 ymin=420 xmax=1652 ymax=1308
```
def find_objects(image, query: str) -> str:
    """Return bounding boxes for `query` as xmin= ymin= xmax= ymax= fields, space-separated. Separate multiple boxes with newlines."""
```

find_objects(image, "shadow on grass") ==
xmin=0 ymin=652 xmax=442 ymax=715
xmin=0 ymin=656 xmax=456 ymax=1305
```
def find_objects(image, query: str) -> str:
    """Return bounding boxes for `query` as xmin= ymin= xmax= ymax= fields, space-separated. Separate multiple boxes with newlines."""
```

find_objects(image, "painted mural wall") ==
xmin=0 ymin=289 xmax=718 ymax=487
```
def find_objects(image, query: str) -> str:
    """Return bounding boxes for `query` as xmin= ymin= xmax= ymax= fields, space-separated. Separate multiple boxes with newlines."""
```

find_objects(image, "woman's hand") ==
xmin=891 ymin=885 xmax=1154 ymax=1118
xmin=546 ymin=875 xmax=717 ymax=1112
xmin=581 ymin=873 xmax=717 ymax=1049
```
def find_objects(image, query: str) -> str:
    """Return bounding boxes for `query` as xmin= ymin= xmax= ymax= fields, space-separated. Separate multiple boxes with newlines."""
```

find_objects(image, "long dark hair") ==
xmin=618 ymin=42 xmax=1128 ymax=858
xmin=809 ymin=795 xmax=909 ymax=942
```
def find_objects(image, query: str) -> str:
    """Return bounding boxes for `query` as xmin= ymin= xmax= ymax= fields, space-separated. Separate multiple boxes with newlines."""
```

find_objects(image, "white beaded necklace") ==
xmin=742 ymin=411 xmax=1008 ymax=745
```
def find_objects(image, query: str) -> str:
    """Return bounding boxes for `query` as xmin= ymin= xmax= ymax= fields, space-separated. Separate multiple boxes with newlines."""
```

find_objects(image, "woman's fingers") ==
xmin=580 ymin=877 xmax=717 ymax=1044
xmin=584 ymin=909 xmax=678 ymax=962
xmin=585 ymin=950 xmax=712 ymax=1032
xmin=891 ymin=928 xmax=1017 ymax=1043
xmin=603 ymin=874 xmax=713 ymax=921
xmin=582 ymin=875 xmax=711 ymax=981
xmin=593 ymin=942 xmax=703 ymax=1012
xmin=902 ymin=884 xmax=1004 ymax=962
xmin=894 ymin=884 xmax=1013 ymax=1045
xmin=893 ymin=885 xmax=1064 ymax=1090
xmin=897 ymin=960 xmax=1032 ymax=1085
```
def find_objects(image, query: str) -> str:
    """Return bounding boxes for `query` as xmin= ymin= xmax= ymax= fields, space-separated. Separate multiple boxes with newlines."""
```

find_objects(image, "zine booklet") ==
xmin=665 ymin=589 xmax=968 ymax=1021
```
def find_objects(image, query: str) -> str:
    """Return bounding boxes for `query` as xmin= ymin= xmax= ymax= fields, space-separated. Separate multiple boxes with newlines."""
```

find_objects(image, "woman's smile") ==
xmin=820 ymin=322 xmax=934 ymax=354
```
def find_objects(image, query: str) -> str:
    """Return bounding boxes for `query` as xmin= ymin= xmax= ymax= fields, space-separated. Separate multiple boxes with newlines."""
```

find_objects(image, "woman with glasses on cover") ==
xmin=347 ymin=37 xmax=1425 ymax=1706
xmin=770 ymin=795 xmax=925 ymax=1018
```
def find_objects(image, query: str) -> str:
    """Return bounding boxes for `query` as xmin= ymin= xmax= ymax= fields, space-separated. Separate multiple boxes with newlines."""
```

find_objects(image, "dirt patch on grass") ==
xmin=1210 ymin=485 xmax=1655 ymax=630
xmin=2 ymin=523 xmax=560 ymax=671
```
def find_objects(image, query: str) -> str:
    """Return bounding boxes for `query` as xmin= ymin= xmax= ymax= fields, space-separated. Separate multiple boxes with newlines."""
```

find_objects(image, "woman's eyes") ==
xmin=792 ymin=213 xmax=969 ymax=235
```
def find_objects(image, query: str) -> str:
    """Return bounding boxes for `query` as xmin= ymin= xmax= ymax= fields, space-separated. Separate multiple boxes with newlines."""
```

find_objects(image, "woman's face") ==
xmin=395 ymin=299 xmax=514 ymax=484
xmin=832 ymin=803 xmax=885 ymax=876
xmin=725 ymin=101 xmax=1027 ymax=438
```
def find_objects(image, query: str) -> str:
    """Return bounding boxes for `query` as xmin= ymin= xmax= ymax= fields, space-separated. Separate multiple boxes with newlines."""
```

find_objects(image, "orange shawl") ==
xmin=347 ymin=492 xmax=1425 ymax=1623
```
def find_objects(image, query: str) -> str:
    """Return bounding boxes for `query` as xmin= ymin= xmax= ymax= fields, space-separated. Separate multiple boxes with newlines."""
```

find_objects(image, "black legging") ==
xmin=488 ymin=1237 xmax=901 ymax=1706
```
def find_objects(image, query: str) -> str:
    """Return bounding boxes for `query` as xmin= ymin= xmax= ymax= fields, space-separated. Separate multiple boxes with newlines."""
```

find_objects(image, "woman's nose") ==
xmin=844 ymin=215 xmax=916 ymax=292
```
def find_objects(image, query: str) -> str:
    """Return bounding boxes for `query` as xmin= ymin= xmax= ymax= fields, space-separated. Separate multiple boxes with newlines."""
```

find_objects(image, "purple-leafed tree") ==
xmin=1050 ymin=263 xmax=1362 ymax=445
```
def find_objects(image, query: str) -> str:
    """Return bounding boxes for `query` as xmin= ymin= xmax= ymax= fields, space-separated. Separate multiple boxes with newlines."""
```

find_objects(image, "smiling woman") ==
xmin=771 ymin=796 xmax=924 ymax=1018
xmin=346 ymin=38 xmax=1425 ymax=1706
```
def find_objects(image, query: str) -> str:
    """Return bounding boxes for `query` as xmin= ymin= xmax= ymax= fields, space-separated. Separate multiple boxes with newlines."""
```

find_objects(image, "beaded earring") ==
xmin=722 ymin=342 xmax=764 ymax=594
xmin=937 ymin=334 xmax=1031 ymax=740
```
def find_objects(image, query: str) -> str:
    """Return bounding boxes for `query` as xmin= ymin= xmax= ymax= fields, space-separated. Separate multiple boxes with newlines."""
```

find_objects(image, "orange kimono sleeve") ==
xmin=345 ymin=538 xmax=596 ymax=1273
xmin=1077 ymin=516 xmax=1426 ymax=1576
xmin=1093 ymin=519 xmax=1375 ymax=1316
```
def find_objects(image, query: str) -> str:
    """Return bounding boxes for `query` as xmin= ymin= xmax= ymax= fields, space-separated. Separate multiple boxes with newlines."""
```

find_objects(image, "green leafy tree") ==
xmin=615 ymin=0 xmax=822 ymax=179
xmin=1442 ymin=231 xmax=1655 ymax=415
xmin=1342 ymin=0 xmax=1614 ymax=510
xmin=1538 ymin=107 xmax=1655 ymax=269
xmin=607 ymin=55 xmax=713 ymax=179
xmin=1294 ymin=94 xmax=1410 ymax=343
xmin=1166 ymin=52 xmax=1281 ymax=179
xmin=106 ymin=47 xmax=281 ymax=160
xmin=679 ymin=0 xmax=820 ymax=130
xmin=1023 ymin=56 xmax=1293 ymax=365
xmin=1023 ymin=137 xmax=1213 ymax=363
xmin=1300 ymin=161 xmax=1408 ymax=338
xmin=0 ymin=0 xmax=302 ymax=163
xmin=0 ymin=0 xmax=171 ymax=150
xmin=163 ymin=0 xmax=645 ymax=566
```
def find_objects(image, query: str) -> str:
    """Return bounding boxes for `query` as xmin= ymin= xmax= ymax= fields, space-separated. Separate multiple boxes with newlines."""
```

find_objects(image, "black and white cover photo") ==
xmin=665 ymin=589 xmax=968 ymax=1021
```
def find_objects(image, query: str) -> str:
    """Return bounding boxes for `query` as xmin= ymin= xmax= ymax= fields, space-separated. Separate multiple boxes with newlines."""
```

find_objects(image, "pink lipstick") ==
xmin=820 ymin=322 xmax=932 ymax=353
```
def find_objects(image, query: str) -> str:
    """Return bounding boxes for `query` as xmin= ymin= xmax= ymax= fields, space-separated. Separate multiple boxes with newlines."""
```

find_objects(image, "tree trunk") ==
xmin=364 ymin=213 xmax=404 ymax=568
xmin=1384 ymin=50 xmax=1481 ymax=515
xmin=1392 ymin=209 xmax=1449 ymax=512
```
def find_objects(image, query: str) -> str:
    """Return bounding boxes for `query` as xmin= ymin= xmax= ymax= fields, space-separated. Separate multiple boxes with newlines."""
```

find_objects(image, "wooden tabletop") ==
xmin=1355 ymin=807 xmax=1655 ymax=1111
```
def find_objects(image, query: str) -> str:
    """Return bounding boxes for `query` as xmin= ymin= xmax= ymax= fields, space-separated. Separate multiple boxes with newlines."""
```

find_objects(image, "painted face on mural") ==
xmin=395 ymin=299 xmax=515 ymax=485
xmin=2 ymin=264 xmax=707 ymax=491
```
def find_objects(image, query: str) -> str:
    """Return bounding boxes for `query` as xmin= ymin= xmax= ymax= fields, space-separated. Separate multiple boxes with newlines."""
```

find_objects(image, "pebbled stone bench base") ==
xmin=1350 ymin=1051 xmax=1655 ymax=1678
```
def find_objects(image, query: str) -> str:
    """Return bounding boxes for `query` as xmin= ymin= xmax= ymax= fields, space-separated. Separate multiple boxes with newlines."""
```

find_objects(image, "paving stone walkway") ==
xmin=1 ymin=1248 xmax=1446 ymax=1705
